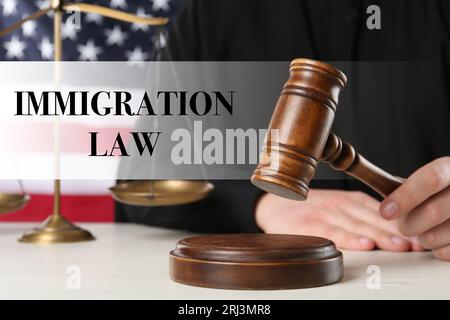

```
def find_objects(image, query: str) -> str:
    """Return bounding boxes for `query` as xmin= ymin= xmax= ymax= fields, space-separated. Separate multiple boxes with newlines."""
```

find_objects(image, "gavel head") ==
xmin=251 ymin=58 xmax=347 ymax=201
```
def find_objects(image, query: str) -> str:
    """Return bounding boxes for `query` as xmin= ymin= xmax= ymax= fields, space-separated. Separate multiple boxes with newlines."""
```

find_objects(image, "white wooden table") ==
xmin=0 ymin=223 xmax=448 ymax=299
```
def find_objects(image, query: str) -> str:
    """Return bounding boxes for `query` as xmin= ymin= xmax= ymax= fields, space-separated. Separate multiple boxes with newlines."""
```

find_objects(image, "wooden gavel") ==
xmin=251 ymin=58 xmax=404 ymax=201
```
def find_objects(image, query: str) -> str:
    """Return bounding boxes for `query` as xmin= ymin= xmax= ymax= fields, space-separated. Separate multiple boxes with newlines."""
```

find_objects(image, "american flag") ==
xmin=0 ymin=0 xmax=184 ymax=222
xmin=0 ymin=0 xmax=183 ymax=61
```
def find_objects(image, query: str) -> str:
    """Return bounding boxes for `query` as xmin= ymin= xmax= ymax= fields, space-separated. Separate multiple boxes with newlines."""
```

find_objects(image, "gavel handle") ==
xmin=321 ymin=133 xmax=404 ymax=198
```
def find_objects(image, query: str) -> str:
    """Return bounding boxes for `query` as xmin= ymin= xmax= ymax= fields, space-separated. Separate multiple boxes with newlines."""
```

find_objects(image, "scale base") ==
xmin=19 ymin=214 xmax=95 ymax=244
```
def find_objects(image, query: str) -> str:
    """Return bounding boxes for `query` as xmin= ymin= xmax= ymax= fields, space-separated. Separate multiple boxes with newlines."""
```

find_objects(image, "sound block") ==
xmin=169 ymin=234 xmax=343 ymax=290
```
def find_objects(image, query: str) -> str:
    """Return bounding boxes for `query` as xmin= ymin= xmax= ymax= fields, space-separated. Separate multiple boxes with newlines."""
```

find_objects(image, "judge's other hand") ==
xmin=255 ymin=189 xmax=417 ymax=251
xmin=380 ymin=157 xmax=450 ymax=261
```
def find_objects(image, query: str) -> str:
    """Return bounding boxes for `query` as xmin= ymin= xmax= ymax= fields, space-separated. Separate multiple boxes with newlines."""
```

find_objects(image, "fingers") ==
xmin=380 ymin=157 xmax=450 ymax=220
xmin=309 ymin=190 xmax=411 ymax=251
xmin=397 ymin=187 xmax=450 ymax=236
xmin=342 ymin=192 xmax=402 ymax=236
xmin=417 ymin=219 xmax=450 ymax=250
xmin=379 ymin=158 xmax=450 ymax=260
xmin=324 ymin=208 xmax=411 ymax=252
xmin=262 ymin=209 xmax=376 ymax=251
xmin=432 ymin=245 xmax=450 ymax=261
xmin=410 ymin=236 xmax=425 ymax=251
xmin=329 ymin=191 xmax=412 ymax=250
xmin=255 ymin=189 xmax=439 ymax=255
xmin=303 ymin=219 xmax=376 ymax=251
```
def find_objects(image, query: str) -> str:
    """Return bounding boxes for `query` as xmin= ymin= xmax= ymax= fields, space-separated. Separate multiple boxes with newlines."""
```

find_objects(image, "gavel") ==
xmin=251 ymin=58 xmax=404 ymax=201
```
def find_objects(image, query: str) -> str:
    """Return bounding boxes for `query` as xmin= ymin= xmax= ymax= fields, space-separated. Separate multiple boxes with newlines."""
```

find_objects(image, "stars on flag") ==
xmin=4 ymin=35 xmax=26 ymax=59
xmin=22 ymin=19 xmax=37 ymax=38
xmin=1 ymin=0 xmax=17 ymax=17
xmin=61 ymin=19 xmax=80 ymax=40
xmin=152 ymin=0 xmax=171 ymax=12
xmin=0 ymin=0 xmax=176 ymax=61
xmin=86 ymin=12 xmax=103 ymax=25
xmin=110 ymin=0 xmax=127 ymax=10
xmin=105 ymin=25 xmax=128 ymax=47
xmin=38 ymin=36 xmax=53 ymax=60
xmin=126 ymin=46 xmax=149 ymax=66
xmin=77 ymin=39 xmax=102 ymax=61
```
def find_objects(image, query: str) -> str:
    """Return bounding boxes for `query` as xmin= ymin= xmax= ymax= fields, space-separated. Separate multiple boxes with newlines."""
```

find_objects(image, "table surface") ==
xmin=0 ymin=222 xmax=449 ymax=300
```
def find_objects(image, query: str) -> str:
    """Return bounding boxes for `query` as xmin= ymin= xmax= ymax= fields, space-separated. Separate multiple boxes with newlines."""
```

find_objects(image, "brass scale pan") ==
xmin=110 ymin=181 xmax=214 ymax=207
xmin=0 ymin=193 xmax=30 ymax=214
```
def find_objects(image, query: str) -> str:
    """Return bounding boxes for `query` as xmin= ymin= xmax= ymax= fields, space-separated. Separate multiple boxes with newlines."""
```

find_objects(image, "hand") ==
xmin=380 ymin=157 xmax=450 ymax=261
xmin=256 ymin=189 xmax=416 ymax=251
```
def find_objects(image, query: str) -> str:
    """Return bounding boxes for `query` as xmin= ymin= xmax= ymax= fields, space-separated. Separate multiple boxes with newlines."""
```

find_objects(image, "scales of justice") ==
xmin=0 ymin=0 xmax=214 ymax=244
